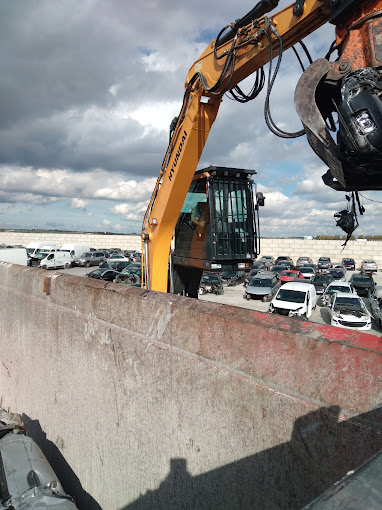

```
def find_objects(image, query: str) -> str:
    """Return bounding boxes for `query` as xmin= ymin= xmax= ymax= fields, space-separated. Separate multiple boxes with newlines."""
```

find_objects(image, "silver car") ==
xmin=361 ymin=259 xmax=378 ymax=274
xmin=74 ymin=251 xmax=106 ymax=267
xmin=244 ymin=272 xmax=281 ymax=302
xmin=368 ymin=285 xmax=382 ymax=329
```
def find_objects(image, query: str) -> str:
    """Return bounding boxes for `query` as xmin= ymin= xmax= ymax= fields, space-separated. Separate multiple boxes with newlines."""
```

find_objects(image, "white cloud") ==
xmin=68 ymin=197 xmax=88 ymax=209
xmin=102 ymin=219 xmax=111 ymax=226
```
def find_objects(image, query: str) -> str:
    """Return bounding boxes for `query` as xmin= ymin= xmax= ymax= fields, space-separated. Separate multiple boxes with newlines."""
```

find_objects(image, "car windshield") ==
xmin=327 ymin=285 xmax=350 ymax=293
xmin=300 ymin=267 xmax=314 ymax=273
xmin=319 ymin=258 xmax=330 ymax=262
xmin=343 ymin=259 xmax=354 ymax=263
xmin=312 ymin=275 xmax=332 ymax=283
xmin=35 ymin=251 xmax=50 ymax=259
xmin=276 ymin=289 xmax=306 ymax=303
xmin=298 ymin=258 xmax=309 ymax=262
xmin=89 ymin=269 xmax=103 ymax=276
xmin=250 ymin=277 xmax=272 ymax=287
xmin=252 ymin=263 xmax=264 ymax=269
xmin=81 ymin=252 xmax=92 ymax=258
xmin=363 ymin=260 xmax=376 ymax=264
xmin=281 ymin=271 xmax=296 ymax=278
xmin=333 ymin=296 xmax=364 ymax=312
xmin=201 ymin=275 xmax=220 ymax=284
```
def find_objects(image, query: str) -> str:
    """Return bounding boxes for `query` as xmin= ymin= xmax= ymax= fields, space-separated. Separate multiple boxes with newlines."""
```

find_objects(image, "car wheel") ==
xmin=41 ymin=265 xmax=47 ymax=270
xmin=379 ymin=319 xmax=382 ymax=330
xmin=85 ymin=261 xmax=90 ymax=267
xmin=245 ymin=293 xmax=251 ymax=301
xmin=262 ymin=295 xmax=269 ymax=302
xmin=64 ymin=263 xmax=70 ymax=269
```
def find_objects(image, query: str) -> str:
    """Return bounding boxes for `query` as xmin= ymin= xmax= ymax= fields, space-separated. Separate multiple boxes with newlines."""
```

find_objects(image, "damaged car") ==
xmin=198 ymin=274 xmax=224 ymax=295
xmin=328 ymin=292 xmax=372 ymax=331
xmin=0 ymin=409 xmax=78 ymax=509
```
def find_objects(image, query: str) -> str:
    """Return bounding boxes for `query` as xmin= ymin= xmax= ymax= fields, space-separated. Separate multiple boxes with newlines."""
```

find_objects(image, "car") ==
xmin=331 ymin=262 xmax=347 ymax=272
xmin=368 ymin=285 xmax=382 ymax=329
xmin=74 ymin=251 xmax=107 ymax=267
xmin=268 ymin=281 xmax=318 ymax=318
xmin=328 ymin=292 xmax=372 ymax=331
xmin=341 ymin=257 xmax=355 ymax=271
xmin=198 ymin=274 xmax=224 ymax=295
xmin=99 ymin=260 xmax=133 ymax=272
xmin=244 ymin=266 xmax=268 ymax=285
xmin=251 ymin=261 xmax=267 ymax=271
xmin=221 ymin=270 xmax=246 ymax=285
xmin=270 ymin=264 xmax=290 ymax=275
xmin=361 ymin=259 xmax=378 ymax=274
xmin=279 ymin=270 xmax=305 ymax=284
xmin=321 ymin=281 xmax=356 ymax=306
xmin=275 ymin=256 xmax=294 ymax=267
xmin=349 ymin=273 xmax=375 ymax=296
xmin=296 ymin=256 xmax=313 ymax=269
xmin=258 ymin=255 xmax=275 ymax=268
xmin=244 ymin=272 xmax=281 ymax=302
xmin=298 ymin=266 xmax=316 ymax=280
xmin=317 ymin=257 xmax=332 ymax=270
xmin=86 ymin=268 xmax=120 ymax=281
xmin=327 ymin=268 xmax=346 ymax=281
xmin=108 ymin=253 xmax=130 ymax=261
xmin=114 ymin=266 xmax=142 ymax=285
xmin=276 ymin=260 xmax=294 ymax=270
xmin=311 ymin=273 xmax=333 ymax=294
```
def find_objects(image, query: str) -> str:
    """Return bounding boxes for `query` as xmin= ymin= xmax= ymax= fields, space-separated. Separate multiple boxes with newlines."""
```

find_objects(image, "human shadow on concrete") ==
xmin=22 ymin=414 xmax=103 ymax=510
xmin=121 ymin=406 xmax=382 ymax=510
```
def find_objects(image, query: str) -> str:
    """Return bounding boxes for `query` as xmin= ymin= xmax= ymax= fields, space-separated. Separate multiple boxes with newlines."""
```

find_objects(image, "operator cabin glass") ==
xmin=179 ymin=174 xmax=255 ymax=260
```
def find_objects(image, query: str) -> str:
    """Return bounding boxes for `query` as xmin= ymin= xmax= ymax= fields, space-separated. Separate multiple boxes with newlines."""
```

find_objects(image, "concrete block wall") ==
xmin=1 ymin=232 xmax=382 ymax=268
xmin=0 ymin=232 xmax=142 ymax=251
xmin=0 ymin=262 xmax=381 ymax=509
xmin=259 ymin=238 xmax=382 ymax=269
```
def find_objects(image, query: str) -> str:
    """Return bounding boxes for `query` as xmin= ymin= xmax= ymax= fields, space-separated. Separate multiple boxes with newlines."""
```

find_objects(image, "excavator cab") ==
xmin=172 ymin=165 xmax=262 ymax=297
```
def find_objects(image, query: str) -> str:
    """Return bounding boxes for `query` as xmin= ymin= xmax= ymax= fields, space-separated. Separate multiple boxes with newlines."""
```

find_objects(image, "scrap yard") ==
xmin=1 ymin=0 xmax=382 ymax=508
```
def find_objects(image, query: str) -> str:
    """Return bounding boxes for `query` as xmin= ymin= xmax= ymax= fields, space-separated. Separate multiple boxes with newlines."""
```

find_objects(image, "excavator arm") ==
xmin=142 ymin=0 xmax=382 ymax=293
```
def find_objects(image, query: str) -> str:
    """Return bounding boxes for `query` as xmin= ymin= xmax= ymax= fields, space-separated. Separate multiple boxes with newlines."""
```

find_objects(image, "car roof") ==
xmin=252 ymin=271 xmax=275 ymax=279
xmin=280 ymin=281 xmax=314 ymax=291
xmin=327 ymin=281 xmax=351 ymax=288
xmin=333 ymin=292 xmax=360 ymax=299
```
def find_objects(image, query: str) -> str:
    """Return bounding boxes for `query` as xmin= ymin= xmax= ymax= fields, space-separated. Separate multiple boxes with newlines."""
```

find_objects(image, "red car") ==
xmin=279 ymin=270 xmax=305 ymax=284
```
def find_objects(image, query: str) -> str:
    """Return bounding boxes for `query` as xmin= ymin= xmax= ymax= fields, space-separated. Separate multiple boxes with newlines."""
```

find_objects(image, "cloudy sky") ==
xmin=0 ymin=0 xmax=381 ymax=237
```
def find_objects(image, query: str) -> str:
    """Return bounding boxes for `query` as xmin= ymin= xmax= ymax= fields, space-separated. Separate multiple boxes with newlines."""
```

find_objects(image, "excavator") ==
xmin=141 ymin=0 xmax=382 ymax=296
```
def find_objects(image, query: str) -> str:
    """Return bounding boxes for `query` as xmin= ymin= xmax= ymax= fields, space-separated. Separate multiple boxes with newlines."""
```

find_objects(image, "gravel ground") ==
xmin=59 ymin=266 xmax=382 ymax=337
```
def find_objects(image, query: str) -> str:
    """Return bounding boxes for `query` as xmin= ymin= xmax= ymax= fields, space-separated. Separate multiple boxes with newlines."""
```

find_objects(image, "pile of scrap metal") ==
xmin=0 ymin=409 xmax=78 ymax=509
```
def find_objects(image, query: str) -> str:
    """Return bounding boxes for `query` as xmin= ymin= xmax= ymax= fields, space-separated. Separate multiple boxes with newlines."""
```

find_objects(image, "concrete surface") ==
xmin=0 ymin=262 xmax=381 ymax=510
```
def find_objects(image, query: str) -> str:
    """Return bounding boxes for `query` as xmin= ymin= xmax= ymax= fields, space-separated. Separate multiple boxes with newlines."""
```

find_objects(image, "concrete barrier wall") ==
xmin=1 ymin=232 xmax=382 ymax=268
xmin=0 ymin=262 xmax=381 ymax=509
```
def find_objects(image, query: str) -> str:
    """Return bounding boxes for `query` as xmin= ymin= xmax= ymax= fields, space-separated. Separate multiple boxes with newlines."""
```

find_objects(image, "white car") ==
xmin=321 ymin=281 xmax=356 ymax=306
xmin=299 ymin=266 xmax=316 ymax=280
xmin=268 ymin=281 xmax=317 ymax=318
xmin=328 ymin=292 xmax=372 ymax=331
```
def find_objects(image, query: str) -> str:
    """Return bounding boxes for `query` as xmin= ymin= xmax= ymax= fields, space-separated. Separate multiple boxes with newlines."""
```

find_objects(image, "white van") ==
xmin=26 ymin=241 xmax=57 ymax=258
xmin=60 ymin=243 xmax=90 ymax=262
xmin=39 ymin=251 xmax=72 ymax=270
xmin=0 ymin=248 xmax=28 ymax=266
xmin=268 ymin=281 xmax=318 ymax=318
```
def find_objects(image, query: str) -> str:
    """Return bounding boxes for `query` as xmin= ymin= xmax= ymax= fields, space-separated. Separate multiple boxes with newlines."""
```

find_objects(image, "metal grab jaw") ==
xmin=295 ymin=58 xmax=382 ymax=192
